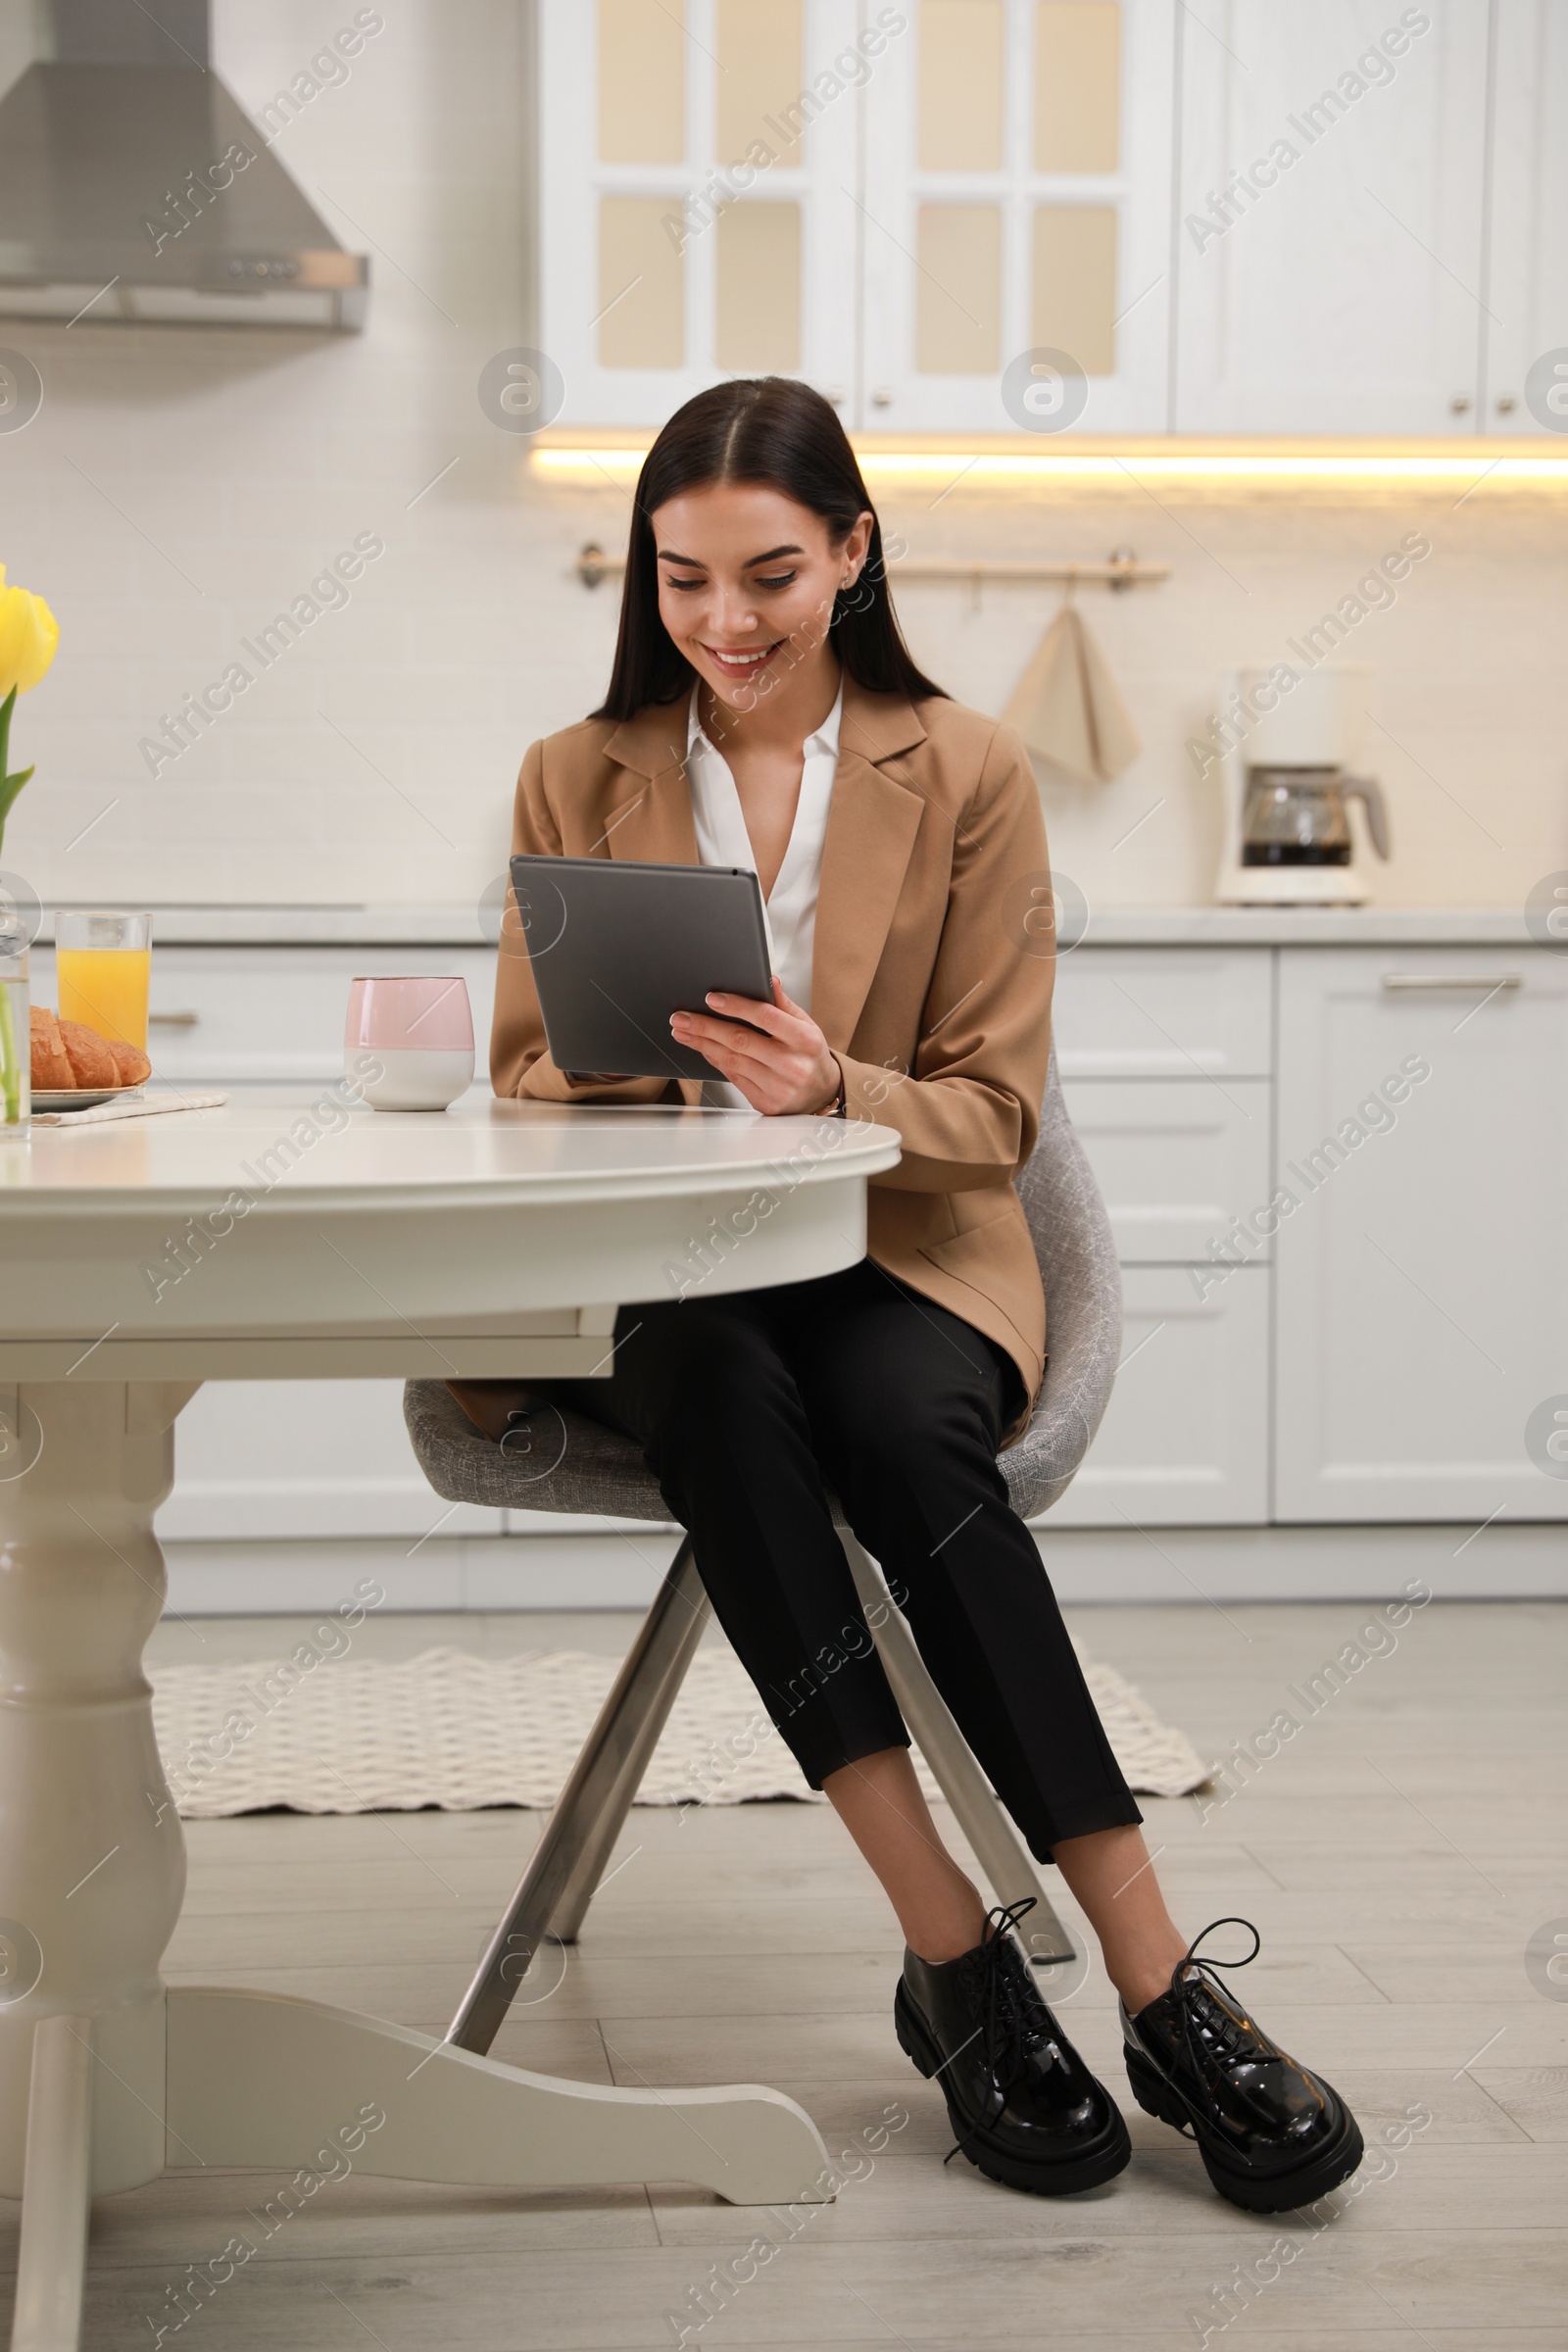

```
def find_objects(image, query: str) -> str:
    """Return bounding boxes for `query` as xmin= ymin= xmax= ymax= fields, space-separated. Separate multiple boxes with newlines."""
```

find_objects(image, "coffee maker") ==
xmin=1213 ymin=664 xmax=1391 ymax=906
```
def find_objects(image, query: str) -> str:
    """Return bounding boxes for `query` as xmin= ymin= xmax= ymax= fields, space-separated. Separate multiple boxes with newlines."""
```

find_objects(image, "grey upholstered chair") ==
xmin=405 ymin=1048 xmax=1122 ymax=2056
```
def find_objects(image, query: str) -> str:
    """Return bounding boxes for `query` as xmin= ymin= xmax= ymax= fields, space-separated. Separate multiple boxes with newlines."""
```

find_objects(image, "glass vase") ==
xmin=0 ymin=931 xmax=30 ymax=1135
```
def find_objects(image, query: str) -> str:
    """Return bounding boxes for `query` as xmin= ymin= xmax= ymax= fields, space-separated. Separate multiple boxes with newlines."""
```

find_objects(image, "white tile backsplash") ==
xmin=1 ymin=1 xmax=1565 ymax=920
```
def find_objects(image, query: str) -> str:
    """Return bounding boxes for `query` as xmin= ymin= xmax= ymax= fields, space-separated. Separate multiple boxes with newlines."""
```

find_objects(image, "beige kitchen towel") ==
xmin=30 ymin=1090 xmax=227 ymax=1125
xmin=1003 ymin=605 xmax=1141 ymax=785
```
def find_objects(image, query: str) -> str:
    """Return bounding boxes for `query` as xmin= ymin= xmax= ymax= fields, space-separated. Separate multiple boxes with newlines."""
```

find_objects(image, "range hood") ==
xmin=0 ymin=0 xmax=368 ymax=328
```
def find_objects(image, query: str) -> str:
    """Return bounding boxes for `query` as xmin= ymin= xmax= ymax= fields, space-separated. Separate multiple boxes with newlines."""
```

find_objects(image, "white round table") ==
xmin=0 ymin=1092 xmax=901 ymax=2351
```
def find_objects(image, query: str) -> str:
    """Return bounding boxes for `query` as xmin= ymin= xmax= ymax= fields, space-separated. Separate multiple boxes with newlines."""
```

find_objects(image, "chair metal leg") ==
xmin=551 ymin=1554 xmax=712 ymax=1942
xmin=446 ymin=1537 xmax=708 ymax=2055
xmin=838 ymin=1531 xmax=1076 ymax=1965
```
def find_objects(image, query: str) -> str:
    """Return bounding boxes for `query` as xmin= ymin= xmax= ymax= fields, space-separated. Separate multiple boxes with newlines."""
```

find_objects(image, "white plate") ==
xmin=31 ymin=1087 xmax=146 ymax=1111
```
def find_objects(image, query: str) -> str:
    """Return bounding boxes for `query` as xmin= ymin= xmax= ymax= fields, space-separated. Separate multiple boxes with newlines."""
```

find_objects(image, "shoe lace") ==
xmin=941 ymin=1897 xmax=1068 ymax=2167
xmin=1167 ymin=1917 xmax=1280 ymax=2122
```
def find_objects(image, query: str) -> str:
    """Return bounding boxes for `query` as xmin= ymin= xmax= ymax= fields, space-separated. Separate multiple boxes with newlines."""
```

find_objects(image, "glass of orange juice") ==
xmin=55 ymin=910 xmax=152 ymax=1052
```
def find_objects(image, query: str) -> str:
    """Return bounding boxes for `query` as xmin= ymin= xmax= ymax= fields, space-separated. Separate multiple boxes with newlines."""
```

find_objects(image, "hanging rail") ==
xmin=576 ymin=542 xmax=1169 ymax=593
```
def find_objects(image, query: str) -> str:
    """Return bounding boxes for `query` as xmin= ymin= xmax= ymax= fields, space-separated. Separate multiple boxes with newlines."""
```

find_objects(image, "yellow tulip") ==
xmin=0 ymin=564 xmax=60 ymax=698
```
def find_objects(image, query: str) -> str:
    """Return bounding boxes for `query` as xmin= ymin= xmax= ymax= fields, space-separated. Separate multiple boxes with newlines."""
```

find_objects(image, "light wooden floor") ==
xmin=7 ymin=1598 xmax=1566 ymax=2349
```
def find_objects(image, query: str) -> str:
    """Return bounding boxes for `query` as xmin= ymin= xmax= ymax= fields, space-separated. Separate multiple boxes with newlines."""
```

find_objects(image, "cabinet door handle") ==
xmin=1380 ymin=973 xmax=1522 ymax=991
xmin=148 ymin=1009 xmax=201 ymax=1025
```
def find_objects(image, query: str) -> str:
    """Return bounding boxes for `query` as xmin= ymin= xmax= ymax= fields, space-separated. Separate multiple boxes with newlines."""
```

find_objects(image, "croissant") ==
xmin=30 ymin=1004 xmax=151 ymax=1091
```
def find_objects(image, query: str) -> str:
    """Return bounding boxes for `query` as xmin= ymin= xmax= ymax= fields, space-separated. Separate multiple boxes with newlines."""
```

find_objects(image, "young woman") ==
xmin=489 ymin=377 xmax=1362 ymax=2212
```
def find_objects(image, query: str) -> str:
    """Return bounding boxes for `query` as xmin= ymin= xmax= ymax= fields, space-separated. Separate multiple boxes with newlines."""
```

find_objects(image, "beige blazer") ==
xmin=492 ymin=678 xmax=1056 ymax=1416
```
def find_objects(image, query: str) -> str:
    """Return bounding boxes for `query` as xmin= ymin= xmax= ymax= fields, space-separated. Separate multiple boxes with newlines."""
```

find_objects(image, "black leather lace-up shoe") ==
xmin=895 ymin=1897 xmax=1131 ymax=2195
xmin=1122 ymin=1918 xmax=1364 ymax=2212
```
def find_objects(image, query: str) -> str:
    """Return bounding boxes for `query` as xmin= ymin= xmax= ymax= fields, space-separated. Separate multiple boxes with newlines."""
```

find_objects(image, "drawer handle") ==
xmin=148 ymin=1009 xmax=201 ymax=1026
xmin=1380 ymin=974 xmax=1522 ymax=991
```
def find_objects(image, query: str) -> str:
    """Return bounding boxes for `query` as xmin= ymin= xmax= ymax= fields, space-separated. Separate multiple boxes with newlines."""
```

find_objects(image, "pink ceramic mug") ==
xmin=345 ymin=975 xmax=474 ymax=1110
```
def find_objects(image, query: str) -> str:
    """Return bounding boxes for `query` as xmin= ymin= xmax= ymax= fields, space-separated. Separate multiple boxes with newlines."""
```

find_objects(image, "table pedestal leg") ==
xmin=10 ymin=2016 xmax=92 ymax=2352
xmin=0 ymin=1379 xmax=830 ymax=2299
xmin=167 ymin=1987 xmax=829 ymax=2207
xmin=0 ymin=1382 xmax=188 ymax=2352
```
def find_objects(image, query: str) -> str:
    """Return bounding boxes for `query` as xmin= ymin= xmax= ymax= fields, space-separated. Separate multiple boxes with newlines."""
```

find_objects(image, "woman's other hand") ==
xmin=671 ymin=977 xmax=842 ymax=1115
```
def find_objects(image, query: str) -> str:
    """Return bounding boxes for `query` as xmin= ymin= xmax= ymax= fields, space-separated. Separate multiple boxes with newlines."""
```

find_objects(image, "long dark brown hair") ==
xmin=592 ymin=377 xmax=946 ymax=720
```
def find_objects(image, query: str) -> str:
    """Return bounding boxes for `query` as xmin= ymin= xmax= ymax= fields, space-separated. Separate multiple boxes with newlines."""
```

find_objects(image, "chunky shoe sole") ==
xmin=1124 ymin=2044 xmax=1365 ymax=2214
xmin=895 ymin=1982 xmax=1131 ymax=2197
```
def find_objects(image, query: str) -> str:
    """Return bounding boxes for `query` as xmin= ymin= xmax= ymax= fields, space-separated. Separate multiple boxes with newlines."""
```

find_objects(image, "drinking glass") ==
xmin=55 ymin=909 xmax=152 ymax=1051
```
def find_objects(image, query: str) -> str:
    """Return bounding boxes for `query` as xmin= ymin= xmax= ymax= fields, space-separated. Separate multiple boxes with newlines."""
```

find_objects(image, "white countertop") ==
xmin=30 ymin=904 xmax=1540 ymax=948
xmin=1074 ymin=906 xmax=1536 ymax=946
xmin=35 ymin=906 xmax=498 ymax=948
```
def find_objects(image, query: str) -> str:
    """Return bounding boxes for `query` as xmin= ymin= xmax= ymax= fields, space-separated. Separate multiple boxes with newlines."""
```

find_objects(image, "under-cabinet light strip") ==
xmin=532 ymin=446 xmax=1568 ymax=487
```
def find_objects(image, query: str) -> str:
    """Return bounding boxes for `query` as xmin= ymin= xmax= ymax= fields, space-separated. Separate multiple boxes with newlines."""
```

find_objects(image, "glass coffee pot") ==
xmin=1241 ymin=765 xmax=1390 ymax=868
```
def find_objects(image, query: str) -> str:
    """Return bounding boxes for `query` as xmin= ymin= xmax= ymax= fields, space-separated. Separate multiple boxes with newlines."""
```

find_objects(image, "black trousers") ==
xmin=548 ymin=1260 xmax=1141 ymax=1863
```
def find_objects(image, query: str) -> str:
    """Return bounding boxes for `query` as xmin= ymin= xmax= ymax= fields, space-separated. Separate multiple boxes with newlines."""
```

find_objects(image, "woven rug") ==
xmin=149 ymin=1643 xmax=1209 ymax=1819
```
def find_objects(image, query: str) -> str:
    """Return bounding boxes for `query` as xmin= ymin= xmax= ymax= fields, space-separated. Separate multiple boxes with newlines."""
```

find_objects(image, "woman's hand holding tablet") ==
xmin=671 ymin=976 xmax=843 ymax=1116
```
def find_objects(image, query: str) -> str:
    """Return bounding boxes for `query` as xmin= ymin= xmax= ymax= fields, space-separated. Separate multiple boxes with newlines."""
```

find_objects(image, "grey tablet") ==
xmin=510 ymin=854 xmax=774 ymax=1084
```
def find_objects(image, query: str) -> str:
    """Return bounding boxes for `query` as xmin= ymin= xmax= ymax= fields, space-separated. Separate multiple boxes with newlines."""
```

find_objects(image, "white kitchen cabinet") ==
xmin=539 ymin=0 xmax=1564 ymax=443
xmin=858 ymin=0 xmax=1175 ymax=432
xmin=538 ymin=0 xmax=1173 ymax=432
xmin=1172 ymin=1 xmax=1494 ymax=434
xmin=1272 ymin=946 xmax=1568 ymax=1521
xmin=1060 ymin=1076 xmax=1271 ymax=1261
xmin=1049 ymin=952 xmax=1275 ymax=1529
xmin=32 ymin=945 xmax=499 ymax=1086
xmin=1483 ymin=0 xmax=1568 ymax=433
xmin=146 ymin=946 xmax=498 ymax=1086
xmin=1054 ymin=936 xmax=1568 ymax=1532
xmin=1052 ymin=947 xmax=1273 ymax=1078
xmin=1045 ymin=1264 xmax=1270 ymax=1527
xmin=538 ymin=0 xmax=861 ymax=425
xmin=156 ymin=1382 xmax=495 ymax=1544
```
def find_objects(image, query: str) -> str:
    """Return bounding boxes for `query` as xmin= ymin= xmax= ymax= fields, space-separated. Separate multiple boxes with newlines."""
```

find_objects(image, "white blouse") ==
xmin=685 ymin=677 xmax=843 ymax=1109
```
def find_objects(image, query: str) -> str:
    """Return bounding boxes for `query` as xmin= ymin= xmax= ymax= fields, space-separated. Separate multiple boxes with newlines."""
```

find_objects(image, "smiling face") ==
xmin=649 ymin=479 xmax=873 ymax=716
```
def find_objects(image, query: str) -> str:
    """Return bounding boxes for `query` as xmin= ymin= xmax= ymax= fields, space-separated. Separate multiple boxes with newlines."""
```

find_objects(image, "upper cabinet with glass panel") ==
xmin=540 ymin=0 xmax=862 ymax=424
xmin=539 ymin=3 xmax=1549 ymax=439
xmin=539 ymin=0 xmax=1171 ymax=433
xmin=858 ymin=0 xmax=1174 ymax=430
